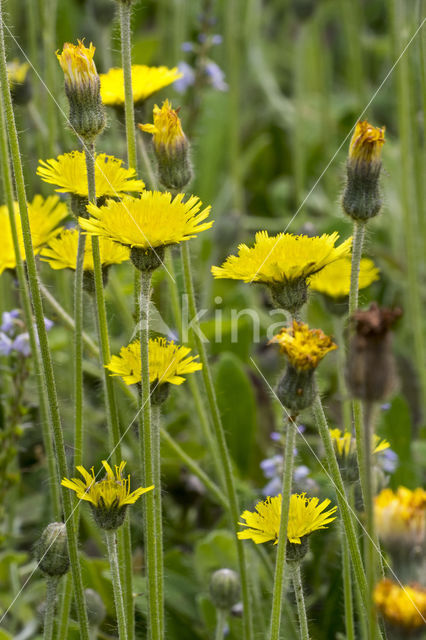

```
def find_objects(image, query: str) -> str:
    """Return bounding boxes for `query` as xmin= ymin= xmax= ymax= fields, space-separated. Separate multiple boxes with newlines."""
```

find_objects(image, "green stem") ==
xmin=138 ymin=270 xmax=162 ymax=640
xmin=341 ymin=522 xmax=355 ymax=640
xmin=348 ymin=220 xmax=365 ymax=317
xmin=0 ymin=6 xmax=90 ymax=636
xmin=180 ymin=242 xmax=253 ymax=640
xmin=349 ymin=486 xmax=368 ymax=640
xmin=215 ymin=608 xmax=227 ymax=640
xmin=57 ymin=574 xmax=73 ymax=640
xmin=292 ymin=565 xmax=309 ymax=640
xmin=43 ymin=576 xmax=59 ymax=640
xmin=73 ymin=230 xmax=86 ymax=470
xmin=333 ymin=316 xmax=351 ymax=430
xmin=151 ymin=403 xmax=164 ymax=640
xmin=269 ymin=416 xmax=296 ymax=640
xmin=42 ymin=0 xmax=58 ymax=156
xmin=119 ymin=0 xmax=137 ymax=171
xmin=105 ymin=530 xmax=128 ymax=640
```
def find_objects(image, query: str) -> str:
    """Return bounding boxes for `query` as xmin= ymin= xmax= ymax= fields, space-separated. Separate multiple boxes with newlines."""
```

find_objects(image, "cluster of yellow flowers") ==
xmin=374 ymin=579 xmax=426 ymax=631
xmin=375 ymin=486 xmax=426 ymax=548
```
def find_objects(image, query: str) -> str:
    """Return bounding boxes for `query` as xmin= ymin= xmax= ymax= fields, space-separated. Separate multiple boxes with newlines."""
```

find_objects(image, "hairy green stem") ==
xmin=119 ymin=1 xmax=137 ymax=170
xmin=73 ymin=230 xmax=86 ymax=470
xmin=0 ymin=6 xmax=90 ymax=635
xmin=269 ymin=417 xmax=296 ymax=640
xmin=341 ymin=522 xmax=355 ymax=640
xmin=215 ymin=608 xmax=227 ymax=640
xmin=348 ymin=220 xmax=365 ymax=317
xmin=180 ymin=242 xmax=253 ymax=640
xmin=151 ymin=403 xmax=164 ymax=639
xmin=292 ymin=564 xmax=309 ymax=640
xmin=105 ymin=530 xmax=127 ymax=640
xmin=363 ymin=402 xmax=379 ymax=636
xmin=57 ymin=574 xmax=73 ymax=640
xmin=333 ymin=316 xmax=351 ymax=430
xmin=43 ymin=576 xmax=59 ymax=640
xmin=42 ymin=0 xmax=58 ymax=155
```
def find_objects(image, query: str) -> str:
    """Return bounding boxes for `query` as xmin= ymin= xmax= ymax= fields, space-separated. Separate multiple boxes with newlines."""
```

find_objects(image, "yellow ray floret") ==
xmin=374 ymin=579 xmax=426 ymax=630
xmin=79 ymin=191 xmax=213 ymax=249
xmin=270 ymin=321 xmax=337 ymax=371
xmin=238 ymin=493 xmax=337 ymax=545
xmin=349 ymin=120 xmax=385 ymax=166
xmin=107 ymin=337 xmax=202 ymax=386
xmin=309 ymin=257 xmax=380 ymax=299
xmin=139 ymin=99 xmax=186 ymax=152
xmin=211 ymin=231 xmax=352 ymax=284
xmin=56 ymin=40 xmax=98 ymax=90
xmin=100 ymin=65 xmax=182 ymax=106
xmin=375 ymin=486 xmax=426 ymax=547
xmin=329 ymin=428 xmax=390 ymax=458
xmin=61 ymin=460 xmax=153 ymax=508
xmin=0 ymin=196 xmax=68 ymax=275
xmin=41 ymin=228 xmax=130 ymax=271
xmin=37 ymin=151 xmax=144 ymax=198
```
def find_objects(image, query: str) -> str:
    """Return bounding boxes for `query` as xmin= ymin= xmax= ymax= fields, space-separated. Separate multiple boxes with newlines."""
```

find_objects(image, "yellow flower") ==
xmin=56 ymin=40 xmax=98 ymax=94
xmin=211 ymin=231 xmax=352 ymax=284
xmin=349 ymin=120 xmax=385 ymax=167
xmin=375 ymin=486 xmax=426 ymax=548
xmin=41 ymin=228 xmax=130 ymax=271
xmin=7 ymin=59 xmax=29 ymax=87
xmin=238 ymin=493 xmax=337 ymax=545
xmin=0 ymin=196 xmax=68 ymax=275
xmin=100 ymin=65 xmax=182 ymax=106
xmin=37 ymin=151 xmax=145 ymax=198
xmin=270 ymin=321 xmax=337 ymax=371
xmin=139 ymin=100 xmax=187 ymax=154
xmin=79 ymin=192 xmax=213 ymax=249
xmin=329 ymin=428 xmax=390 ymax=458
xmin=374 ymin=579 xmax=426 ymax=631
xmin=107 ymin=337 xmax=202 ymax=386
xmin=61 ymin=460 xmax=154 ymax=529
xmin=309 ymin=257 xmax=380 ymax=299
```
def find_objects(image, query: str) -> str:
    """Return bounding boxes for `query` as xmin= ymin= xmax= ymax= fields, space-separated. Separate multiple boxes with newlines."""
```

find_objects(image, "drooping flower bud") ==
xmin=139 ymin=100 xmax=192 ymax=190
xmin=342 ymin=120 xmax=385 ymax=221
xmin=35 ymin=522 xmax=70 ymax=577
xmin=56 ymin=41 xmax=105 ymax=141
xmin=209 ymin=569 xmax=241 ymax=611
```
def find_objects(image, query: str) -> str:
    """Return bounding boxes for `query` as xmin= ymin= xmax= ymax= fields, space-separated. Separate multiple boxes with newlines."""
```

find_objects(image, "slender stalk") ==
xmin=119 ymin=0 xmax=137 ymax=170
xmin=151 ymin=403 xmax=164 ymax=639
xmin=349 ymin=485 xmax=368 ymax=640
xmin=215 ymin=608 xmax=227 ymax=640
xmin=333 ymin=316 xmax=351 ymax=430
xmin=43 ymin=576 xmax=59 ymax=640
xmin=292 ymin=565 xmax=309 ymax=640
xmin=180 ymin=242 xmax=254 ymax=640
xmin=105 ymin=530 xmax=128 ymax=640
xmin=341 ymin=523 xmax=355 ymax=640
xmin=269 ymin=417 xmax=296 ymax=640
xmin=0 ymin=7 xmax=90 ymax=636
xmin=42 ymin=0 xmax=58 ymax=155
xmin=73 ymin=230 xmax=86 ymax=470
xmin=348 ymin=220 xmax=365 ymax=317
xmin=363 ymin=402 xmax=379 ymax=635
xmin=138 ymin=270 xmax=162 ymax=640
xmin=57 ymin=574 xmax=73 ymax=640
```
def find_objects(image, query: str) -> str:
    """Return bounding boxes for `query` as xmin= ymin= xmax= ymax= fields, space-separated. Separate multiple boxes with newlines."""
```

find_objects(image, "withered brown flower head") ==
xmin=346 ymin=303 xmax=402 ymax=402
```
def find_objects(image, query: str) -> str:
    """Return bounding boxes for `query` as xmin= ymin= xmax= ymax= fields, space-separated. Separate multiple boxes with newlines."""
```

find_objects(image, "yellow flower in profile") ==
xmin=270 ymin=321 xmax=337 ymax=371
xmin=0 ymin=196 xmax=68 ymax=275
xmin=349 ymin=120 xmax=385 ymax=167
xmin=100 ymin=65 xmax=182 ymax=106
xmin=330 ymin=428 xmax=390 ymax=458
xmin=375 ymin=486 xmax=426 ymax=549
xmin=56 ymin=40 xmax=98 ymax=94
xmin=79 ymin=192 xmax=212 ymax=249
xmin=41 ymin=228 xmax=130 ymax=271
xmin=7 ymin=59 xmax=29 ymax=87
xmin=309 ymin=257 xmax=380 ymax=299
xmin=107 ymin=337 xmax=202 ymax=386
xmin=62 ymin=460 xmax=154 ymax=530
xmin=238 ymin=493 xmax=337 ymax=545
xmin=37 ymin=151 xmax=145 ymax=198
xmin=139 ymin=100 xmax=187 ymax=154
xmin=374 ymin=579 xmax=426 ymax=631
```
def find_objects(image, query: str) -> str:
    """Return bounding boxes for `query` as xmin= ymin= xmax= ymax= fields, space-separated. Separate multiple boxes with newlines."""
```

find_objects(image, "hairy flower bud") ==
xmin=85 ymin=588 xmax=107 ymax=627
xmin=56 ymin=41 xmax=105 ymax=140
xmin=209 ymin=569 xmax=240 ymax=611
xmin=35 ymin=522 xmax=70 ymax=577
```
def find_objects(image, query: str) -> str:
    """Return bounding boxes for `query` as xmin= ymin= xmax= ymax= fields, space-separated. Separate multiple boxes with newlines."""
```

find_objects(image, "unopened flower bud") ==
xmin=85 ymin=588 xmax=107 ymax=627
xmin=342 ymin=120 xmax=385 ymax=221
xmin=57 ymin=41 xmax=105 ymax=141
xmin=346 ymin=303 xmax=401 ymax=402
xmin=130 ymin=246 xmax=165 ymax=273
xmin=7 ymin=60 xmax=32 ymax=106
xmin=139 ymin=100 xmax=192 ymax=190
xmin=209 ymin=569 xmax=240 ymax=611
xmin=35 ymin=522 xmax=70 ymax=577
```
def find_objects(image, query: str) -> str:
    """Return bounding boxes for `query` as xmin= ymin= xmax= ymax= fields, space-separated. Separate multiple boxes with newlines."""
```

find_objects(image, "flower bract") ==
xmin=270 ymin=321 xmax=337 ymax=371
xmin=374 ymin=579 xmax=426 ymax=631
xmin=309 ymin=257 xmax=380 ymax=299
xmin=100 ymin=65 xmax=182 ymax=106
xmin=237 ymin=493 xmax=337 ymax=545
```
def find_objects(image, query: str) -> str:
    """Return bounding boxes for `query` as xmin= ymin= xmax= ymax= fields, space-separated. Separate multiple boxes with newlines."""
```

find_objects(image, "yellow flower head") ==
xmin=7 ymin=59 xmax=30 ymax=87
xmin=61 ymin=460 xmax=154 ymax=530
xmin=329 ymin=428 xmax=390 ymax=458
xmin=270 ymin=321 xmax=337 ymax=371
xmin=0 ymin=196 xmax=68 ymax=275
xmin=375 ymin=486 xmax=426 ymax=548
xmin=41 ymin=228 xmax=130 ymax=271
xmin=37 ymin=151 xmax=145 ymax=198
xmin=79 ymin=192 xmax=213 ymax=249
xmin=309 ymin=257 xmax=380 ymax=299
xmin=107 ymin=337 xmax=202 ymax=386
xmin=211 ymin=231 xmax=352 ymax=284
xmin=100 ymin=65 xmax=182 ymax=106
xmin=374 ymin=579 xmax=426 ymax=631
xmin=238 ymin=493 xmax=337 ymax=545
xmin=56 ymin=40 xmax=98 ymax=93
xmin=139 ymin=100 xmax=187 ymax=153
xmin=349 ymin=120 xmax=385 ymax=166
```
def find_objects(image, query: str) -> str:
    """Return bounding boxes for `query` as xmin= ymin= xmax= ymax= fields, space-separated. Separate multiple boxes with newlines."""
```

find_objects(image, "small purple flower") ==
xmin=379 ymin=449 xmax=399 ymax=474
xmin=380 ymin=403 xmax=391 ymax=411
xmin=204 ymin=61 xmax=228 ymax=91
xmin=174 ymin=62 xmax=195 ymax=93
xmin=12 ymin=333 xmax=31 ymax=357
xmin=260 ymin=455 xmax=282 ymax=479
xmin=262 ymin=476 xmax=281 ymax=497
xmin=1 ymin=309 xmax=20 ymax=334
xmin=270 ymin=431 xmax=281 ymax=442
xmin=293 ymin=465 xmax=310 ymax=482
xmin=198 ymin=33 xmax=223 ymax=45
xmin=44 ymin=317 xmax=54 ymax=332
xmin=181 ymin=42 xmax=194 ymax=52
xmin=0 ymin=332 xmax=13 ymax=356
